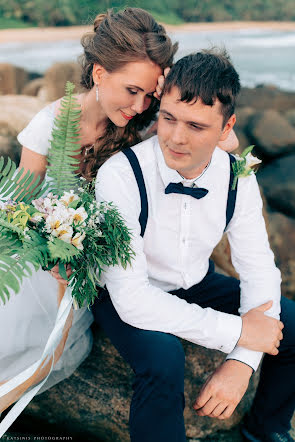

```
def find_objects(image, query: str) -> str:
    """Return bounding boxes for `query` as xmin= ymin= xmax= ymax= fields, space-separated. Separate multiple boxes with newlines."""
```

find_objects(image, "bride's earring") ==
xmin=95 ymin=83 xmax=99 ymax=102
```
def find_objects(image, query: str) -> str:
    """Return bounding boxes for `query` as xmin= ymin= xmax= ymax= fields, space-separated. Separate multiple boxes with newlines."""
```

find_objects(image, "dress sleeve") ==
xmin=17 ymin=102 xmax=56 ymax=156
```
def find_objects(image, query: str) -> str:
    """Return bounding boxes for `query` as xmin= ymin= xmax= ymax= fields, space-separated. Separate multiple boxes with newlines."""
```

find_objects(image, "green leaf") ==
xmin=241 ymin=145 xmax=255 ymax=159
xmin=58 ymin=261 xmax=68 ymax=280
xmin=48 ymin=237 xmax=81 ymax=261
xmin=46 ymin=81 xmax=82 ymax=196
xmin=0 ymin=158 xmax=49 ymax=203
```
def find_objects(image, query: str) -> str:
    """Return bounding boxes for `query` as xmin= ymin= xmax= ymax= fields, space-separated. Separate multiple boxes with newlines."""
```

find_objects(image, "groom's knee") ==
xmin=136 ymin=333 xmax=185 ymax=388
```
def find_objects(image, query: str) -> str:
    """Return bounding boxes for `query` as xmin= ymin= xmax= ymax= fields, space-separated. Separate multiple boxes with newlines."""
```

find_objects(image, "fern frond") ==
xmin=0 ymin=156 xmax=49 ymax=203
xmin=0 ymin=234 xmax=49 ymax=304
xmin=46 ymin=81 xmax=82 ymax=196
xmin=48 ymin=237 xmax=81 ymax=261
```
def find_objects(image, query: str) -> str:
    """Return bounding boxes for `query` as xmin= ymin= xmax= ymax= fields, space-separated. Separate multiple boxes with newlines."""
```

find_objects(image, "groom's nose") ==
xmin=170 ymin=123 xmax=187 ymax=145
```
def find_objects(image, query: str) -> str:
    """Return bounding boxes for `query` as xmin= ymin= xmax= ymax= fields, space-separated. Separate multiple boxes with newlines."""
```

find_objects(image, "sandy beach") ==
xmin=1 ymin=21 xmax=295 ymax=44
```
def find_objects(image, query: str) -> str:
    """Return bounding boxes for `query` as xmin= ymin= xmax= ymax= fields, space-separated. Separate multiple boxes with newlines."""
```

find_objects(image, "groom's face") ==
xmin=158 ymin=86 xmax=235 ymax=179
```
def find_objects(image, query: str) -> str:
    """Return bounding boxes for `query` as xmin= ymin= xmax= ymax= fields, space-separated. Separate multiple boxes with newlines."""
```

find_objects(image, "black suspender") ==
xmin=122 ymin=147 xmax=149 ymax=238
xmin=122 ymin=148 xmax=238 ymax=237
xmin=225 ymin=153 xmax=238 ymax=232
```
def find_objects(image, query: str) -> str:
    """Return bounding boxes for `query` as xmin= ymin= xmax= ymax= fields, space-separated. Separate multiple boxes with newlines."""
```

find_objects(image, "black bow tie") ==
xmin=165 ymin=182 xmax=209 ymax=199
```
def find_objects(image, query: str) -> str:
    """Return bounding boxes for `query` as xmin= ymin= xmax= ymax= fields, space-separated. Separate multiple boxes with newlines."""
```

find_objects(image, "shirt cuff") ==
xmin=212 ymin=310 xmax=242 ymax=353
xmin=225 ymin=346 xmax=263 ymax=371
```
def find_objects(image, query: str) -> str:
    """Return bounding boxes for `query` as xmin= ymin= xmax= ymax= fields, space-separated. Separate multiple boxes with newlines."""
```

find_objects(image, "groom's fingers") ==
xmin=195 ymin=397 xmax=219 ymax=416
xmin=193 ymin=388 xmax=212 ymax=411
xmin=208 ymin=402 xmax=228 ymax=418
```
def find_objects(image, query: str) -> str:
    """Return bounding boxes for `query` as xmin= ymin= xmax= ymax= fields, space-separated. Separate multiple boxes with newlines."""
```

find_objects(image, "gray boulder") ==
xmin=257 ymin=155 xmax=295 ymax=217
xmin=247 ymin=110 xmax=295 ymax=158
xmin=17 ymin=324 xmax=260 ymax=441
xmin=266 ymin=211 xmax=295 ymax=300
xmin=235 ymin=107 xmax=256 ymax=133
xmin=237 ymin=86 xmax=295 ymax=111
xmin=0 ymin=95 xmax=48 ymax=137
xmin=0 ymin=64 xmax=29 ymax=95
xmin=285 ymin=109 xmax=295 ymax=128
xmin=39 ymin=62 xmax=84 ymax=102
xmin=0 ymin=134 xmax=21 ymax=164
xmin=22 ymin=78 xmax=45 ymax=97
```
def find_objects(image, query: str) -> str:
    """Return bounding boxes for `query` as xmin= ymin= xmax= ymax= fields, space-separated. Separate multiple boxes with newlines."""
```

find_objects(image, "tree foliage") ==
xmin=0 ymin=0 xmax=294 ymax=27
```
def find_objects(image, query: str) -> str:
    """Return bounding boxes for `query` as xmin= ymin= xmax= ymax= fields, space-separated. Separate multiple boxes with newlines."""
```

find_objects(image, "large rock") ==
xmin=39 ymin=62 xmax=83 ymax=101
xmin=22 ymin=78 xmax=45 ymax=97
xmin=257 ymin=155 xmax=295 ymax=217
xmin=266 ymin=211 xmax=295 ymax=300
xmin=235 ymin=107 xmax=256 ymax=133
xmin=0 ymin=95 xmax=48 ymax=137
xmin=237 ymin=86 xmax=295 ymax=111
xmin=0 ymin=64 xmax=29 ymax=95
xmin=247 ymin=110 xmax=295 ymax=158
xmin=285 ymin=109 xmax=295 ymax=128
xmin=14 ymin=324 xmax=259 ymax=441
xmin=0 ymin=134 xmax=21 ymax=164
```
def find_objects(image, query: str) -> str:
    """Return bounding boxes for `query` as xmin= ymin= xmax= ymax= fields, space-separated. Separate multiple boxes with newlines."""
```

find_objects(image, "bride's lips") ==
xmin=120 ymin=110 xmax=135 ymax=120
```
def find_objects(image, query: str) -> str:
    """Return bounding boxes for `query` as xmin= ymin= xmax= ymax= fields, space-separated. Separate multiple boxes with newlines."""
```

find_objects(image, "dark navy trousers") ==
xmin=91 ymin=263 xmax=295 ymax=442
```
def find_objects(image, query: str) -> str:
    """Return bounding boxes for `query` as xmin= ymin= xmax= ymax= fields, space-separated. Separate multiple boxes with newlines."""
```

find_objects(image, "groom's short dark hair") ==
xmin=162 ymin=48 xmax=241 ymax=126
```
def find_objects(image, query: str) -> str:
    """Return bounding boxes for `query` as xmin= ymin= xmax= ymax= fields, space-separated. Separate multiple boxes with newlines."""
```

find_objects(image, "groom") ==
xmin=92 ymin=49 xmax=295 ymax=442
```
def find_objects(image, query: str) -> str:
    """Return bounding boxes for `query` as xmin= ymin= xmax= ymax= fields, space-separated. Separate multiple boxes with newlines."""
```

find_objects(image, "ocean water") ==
xmin=1 ymin=28 xmax=295 ymax=91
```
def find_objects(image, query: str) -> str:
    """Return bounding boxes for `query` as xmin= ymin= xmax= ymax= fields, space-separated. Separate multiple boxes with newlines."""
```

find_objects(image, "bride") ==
xmin=0 ymin=7 xmax=238 ymax=415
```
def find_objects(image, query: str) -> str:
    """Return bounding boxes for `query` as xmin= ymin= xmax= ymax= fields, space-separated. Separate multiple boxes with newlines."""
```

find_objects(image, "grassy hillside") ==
xmin=0 ymin=0 xmax=294 ymax=28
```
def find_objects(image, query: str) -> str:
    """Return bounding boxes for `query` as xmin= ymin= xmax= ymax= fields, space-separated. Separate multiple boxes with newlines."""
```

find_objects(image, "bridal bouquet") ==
xmin=0 ymin=82 xmax=134 ymax=308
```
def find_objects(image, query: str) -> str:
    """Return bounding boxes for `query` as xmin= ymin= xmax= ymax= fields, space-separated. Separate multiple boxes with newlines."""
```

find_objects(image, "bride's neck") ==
xmin=77 ymin=89 xmax=107 ymax=132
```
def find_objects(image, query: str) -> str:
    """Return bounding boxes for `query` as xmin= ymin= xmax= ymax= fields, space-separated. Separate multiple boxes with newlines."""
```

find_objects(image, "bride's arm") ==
xmin=19 ymin=146 xmax=47 ymax=182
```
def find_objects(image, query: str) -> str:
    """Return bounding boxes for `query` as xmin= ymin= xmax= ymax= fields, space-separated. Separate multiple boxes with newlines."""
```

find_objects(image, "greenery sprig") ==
xmin=231 ymin=145 xmax=262 ymax=190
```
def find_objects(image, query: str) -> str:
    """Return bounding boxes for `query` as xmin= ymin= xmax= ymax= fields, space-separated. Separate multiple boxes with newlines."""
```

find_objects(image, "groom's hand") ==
xmin=193 ymin=360 xmax=252 ymax=419
xmin=238 ymin=300 xmax=284 ymax=355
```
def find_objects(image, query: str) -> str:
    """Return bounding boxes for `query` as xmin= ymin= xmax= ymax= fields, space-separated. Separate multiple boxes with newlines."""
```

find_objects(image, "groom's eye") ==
xmin=190 ymin=124 xmax=203 ymax=131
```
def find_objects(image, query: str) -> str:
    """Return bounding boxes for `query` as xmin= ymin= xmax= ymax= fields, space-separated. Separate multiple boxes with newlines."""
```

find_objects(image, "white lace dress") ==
xmin=0 ymin=101 xmax=94 ymax=395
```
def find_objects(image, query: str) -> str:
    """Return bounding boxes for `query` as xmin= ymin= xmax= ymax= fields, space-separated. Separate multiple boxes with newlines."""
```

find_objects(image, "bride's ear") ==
xmin=92 ymin=63 xmax=106 ymax=86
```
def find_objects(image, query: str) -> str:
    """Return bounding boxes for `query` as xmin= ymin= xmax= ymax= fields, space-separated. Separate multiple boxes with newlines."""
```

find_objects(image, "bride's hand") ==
xmin=154 ymin=67 xmax=170 ymax=100
xmin=49 ymin=263 xmax=72 ymax=286
xmin=218 ymin=129 xmax=239 ymax=152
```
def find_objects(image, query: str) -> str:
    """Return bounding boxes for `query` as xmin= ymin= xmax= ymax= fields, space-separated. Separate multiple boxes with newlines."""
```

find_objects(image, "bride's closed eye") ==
xmin=127 ymin=88 xmax=137 ymax=95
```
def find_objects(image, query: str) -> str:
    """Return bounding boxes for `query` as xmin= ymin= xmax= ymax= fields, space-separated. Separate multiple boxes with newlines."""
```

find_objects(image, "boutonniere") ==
xmin=232 ymin=145 xmax=262 ymax=190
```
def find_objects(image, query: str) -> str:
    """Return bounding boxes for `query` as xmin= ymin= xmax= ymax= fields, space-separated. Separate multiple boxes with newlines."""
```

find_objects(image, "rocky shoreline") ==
xmin=1 ymin=61 xmax=295 ymax=441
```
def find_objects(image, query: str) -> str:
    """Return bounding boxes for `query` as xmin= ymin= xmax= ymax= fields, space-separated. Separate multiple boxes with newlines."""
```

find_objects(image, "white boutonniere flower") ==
xmin=232 ymin=145 xmax=262 ymax=190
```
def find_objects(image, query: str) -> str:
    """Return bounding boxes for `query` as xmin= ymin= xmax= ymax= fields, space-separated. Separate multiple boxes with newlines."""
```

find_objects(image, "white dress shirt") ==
xmin=95 ymin=135 xmax=281 ymax=371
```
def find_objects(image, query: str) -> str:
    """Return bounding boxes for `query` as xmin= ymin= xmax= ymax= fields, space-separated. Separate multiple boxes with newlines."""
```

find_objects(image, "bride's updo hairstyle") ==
xmin=79 ymin=7 xmax=178 ymax=180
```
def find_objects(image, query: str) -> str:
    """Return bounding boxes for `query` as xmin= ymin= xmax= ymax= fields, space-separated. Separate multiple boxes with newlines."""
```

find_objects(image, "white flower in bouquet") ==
xmin=60 ymin=190 xmax=79 ymax=207
xmin=51 ymin=224 xmax=73 ymax=243
xmin=68 ymin=207 xmax=88 ymax=226
xmin=71 ymin=232 xmax=86 ymax=250
xmin=45 ymin=215 xmax=62 ymax=232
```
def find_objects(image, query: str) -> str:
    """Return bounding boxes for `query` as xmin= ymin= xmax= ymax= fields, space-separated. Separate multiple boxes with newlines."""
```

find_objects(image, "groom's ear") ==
xmin=219 ymin=114 xmax=236 ymax=142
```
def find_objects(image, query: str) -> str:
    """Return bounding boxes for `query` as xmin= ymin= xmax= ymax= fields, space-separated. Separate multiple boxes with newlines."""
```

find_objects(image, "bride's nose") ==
xmin=131 ymin=95 xmax=145 ymax=114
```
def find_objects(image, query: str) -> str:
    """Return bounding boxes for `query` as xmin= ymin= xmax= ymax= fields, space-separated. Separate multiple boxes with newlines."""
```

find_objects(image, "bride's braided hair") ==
xmin=78 ymin=7 xmax=178 ymax=180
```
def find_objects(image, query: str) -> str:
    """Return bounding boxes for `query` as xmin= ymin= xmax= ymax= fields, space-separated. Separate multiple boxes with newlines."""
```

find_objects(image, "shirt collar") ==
xmin=154 ymin=137 xmax=218 ymax=189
